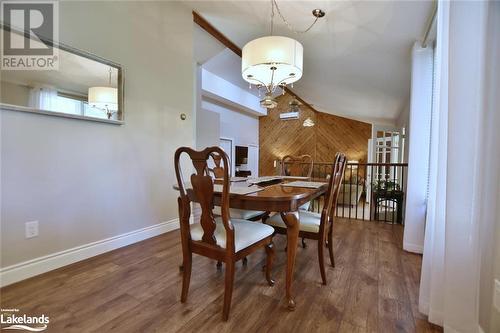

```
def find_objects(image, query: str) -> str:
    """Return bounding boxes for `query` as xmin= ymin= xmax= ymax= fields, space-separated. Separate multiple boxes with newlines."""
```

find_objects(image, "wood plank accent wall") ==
xmin=259 ymin=94 xmax=372 ymax=176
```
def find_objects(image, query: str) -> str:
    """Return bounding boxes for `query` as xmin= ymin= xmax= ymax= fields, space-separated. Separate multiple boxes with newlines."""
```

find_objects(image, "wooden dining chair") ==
xmin=265 ymin=152 xmax=346 ymax=285
xmin=280 ymin=154 xmax=315 ymax=247
xmin=175 ymin=146 xmax=275 ymax=320
xmin=207 ymin=153 xmax=265 ymax=221
xmin=281 ymin=154 xmax=314 ymax=211
xmin=281 ymin=154 xmax=314 ymax=178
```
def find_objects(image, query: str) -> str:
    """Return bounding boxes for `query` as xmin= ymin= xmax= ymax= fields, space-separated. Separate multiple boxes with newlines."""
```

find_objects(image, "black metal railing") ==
xmin=280 ymin=161 xmax=408 ymax=224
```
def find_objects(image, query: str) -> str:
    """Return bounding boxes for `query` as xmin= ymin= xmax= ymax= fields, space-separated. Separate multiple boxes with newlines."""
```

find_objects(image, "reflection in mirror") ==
xmin=0 ymin=26 xmax=123 ymax=123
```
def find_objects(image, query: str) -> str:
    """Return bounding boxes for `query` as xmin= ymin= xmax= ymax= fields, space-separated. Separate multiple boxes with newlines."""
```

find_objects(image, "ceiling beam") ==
xmin=192 ymin=11 xmax=319 ymax=113
xmin=193 ymin=11 xmax=241 ymax=57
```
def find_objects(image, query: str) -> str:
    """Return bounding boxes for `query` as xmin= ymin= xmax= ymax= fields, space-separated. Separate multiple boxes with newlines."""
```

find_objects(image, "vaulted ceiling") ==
xmin=187 ymin=0 xmax=433 ymax=125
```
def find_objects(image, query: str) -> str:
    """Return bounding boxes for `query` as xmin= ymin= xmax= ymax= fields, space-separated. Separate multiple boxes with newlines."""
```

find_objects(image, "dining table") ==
xmin=174 ymin=177 xmax=328 ymax=310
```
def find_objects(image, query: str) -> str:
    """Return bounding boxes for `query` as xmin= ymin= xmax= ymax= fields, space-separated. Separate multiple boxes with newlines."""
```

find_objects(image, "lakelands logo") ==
xmin=1 ymin=0 xmax=59 ymax=70
xmin=1 ymin=309 xmax=49 ymax=332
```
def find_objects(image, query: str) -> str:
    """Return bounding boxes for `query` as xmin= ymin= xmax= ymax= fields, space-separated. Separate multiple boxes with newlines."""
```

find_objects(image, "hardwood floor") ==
xmin=0 ymin=219 xmax=442 ymax=332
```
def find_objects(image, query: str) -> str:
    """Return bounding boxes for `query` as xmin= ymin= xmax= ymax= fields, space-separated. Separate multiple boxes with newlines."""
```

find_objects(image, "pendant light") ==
xmin=241 ymin=0 xmax=325 ymax=109
xmin=88 ymin=67 xmax=118 ymax=119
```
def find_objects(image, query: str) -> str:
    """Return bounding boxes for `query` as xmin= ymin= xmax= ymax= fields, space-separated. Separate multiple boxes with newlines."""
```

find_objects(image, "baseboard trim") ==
xmin=403 ymin=242 xmax=424 ymax=254
xmin=0 ymin=218 xmax=181 ymax=288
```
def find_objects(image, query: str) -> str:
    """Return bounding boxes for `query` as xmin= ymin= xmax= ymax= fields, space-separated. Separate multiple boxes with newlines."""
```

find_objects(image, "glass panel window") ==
xmin=55 ymin=95 xmax=83 ymax=115
xmin=83 ymin=102 xmax=109 ymax=119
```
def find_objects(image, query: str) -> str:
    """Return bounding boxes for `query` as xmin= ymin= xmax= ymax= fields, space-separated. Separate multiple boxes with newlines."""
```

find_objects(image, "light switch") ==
xmin=25 ymin=221 xmax=39 ymax=239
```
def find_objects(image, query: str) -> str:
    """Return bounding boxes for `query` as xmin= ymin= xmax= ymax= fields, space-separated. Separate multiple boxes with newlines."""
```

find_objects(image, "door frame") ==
xmin=220 ymin=137 xmax=235 ymax=176
xmin=247 ymin=143 xmax=259 ymax=178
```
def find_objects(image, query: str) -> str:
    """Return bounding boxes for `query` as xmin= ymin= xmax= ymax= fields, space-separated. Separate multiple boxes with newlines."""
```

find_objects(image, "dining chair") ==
xmin=175 ymin=146 xmax=275 ymax=320
xmin=265 ymin=152 xmax=346 ymax=285
xmin=207 ymin=153 xmax=266 ymax=221
xmin=281 ymin=154 xmax=313 ymax=212
xmin=280 ymin=154 xmax=314 ymax=247
xmin=281 ymin=154 xmax=314 ymax=178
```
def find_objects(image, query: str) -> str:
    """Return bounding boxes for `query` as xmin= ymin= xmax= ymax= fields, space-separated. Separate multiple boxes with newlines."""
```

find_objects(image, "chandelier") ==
xmin=88 ymin=67 xmax=118 ymax=119
xmin=241 ymin=0 xmax=325 ymax=109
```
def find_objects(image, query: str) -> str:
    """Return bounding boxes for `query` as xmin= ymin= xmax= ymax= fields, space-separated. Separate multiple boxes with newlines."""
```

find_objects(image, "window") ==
xmin=53 ymin=93 xmax=112 ymax=120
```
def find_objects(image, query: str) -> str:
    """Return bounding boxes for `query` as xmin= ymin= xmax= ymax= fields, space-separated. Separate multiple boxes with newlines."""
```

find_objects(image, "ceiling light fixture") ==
xmin=242 ymin=0 xmax=325 ymax=109
xmin=88 ymin=67 xmax=118 ymax=119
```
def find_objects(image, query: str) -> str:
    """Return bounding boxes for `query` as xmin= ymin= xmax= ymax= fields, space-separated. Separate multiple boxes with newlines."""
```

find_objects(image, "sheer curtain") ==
xmin=28 ymin=84 xmax=58 ymax=111
xmin=402 ymin=41 xmax=433 ymax=254
xmin=419 ymin=0 xmax=448 ymax=325
xmin=419 ymin=1 xmax=498 ymax=331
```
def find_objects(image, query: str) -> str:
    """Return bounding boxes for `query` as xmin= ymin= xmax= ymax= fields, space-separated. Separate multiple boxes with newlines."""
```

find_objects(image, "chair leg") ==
xmin=222 ymin=260 xmax=235 ymax=321
xmin=301 ymin=237 xmax=307 ymax=248
xmin=328 ymin=226 xmax=335 ymax=267
xmin=318 ymin=239 xmax=327 ymax=285
xmin=265 ymin=242 xmax=275 ymax=286
xmin=181 ymin=253 xmax=192 ymax=302
xmin=242 ymin=257 xmax=248 ymax=266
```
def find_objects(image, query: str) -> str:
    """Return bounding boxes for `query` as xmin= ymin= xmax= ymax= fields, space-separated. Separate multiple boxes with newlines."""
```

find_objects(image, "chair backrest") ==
xmin=281 ymin=154 xmax=313 ymax=178
xmin=322 ymin=153 xmax=347 ymax=225
xmin=174 ymin=147 xmax=234 ymax=250
xmin=206 ymin=153 xmax=225 ymax=179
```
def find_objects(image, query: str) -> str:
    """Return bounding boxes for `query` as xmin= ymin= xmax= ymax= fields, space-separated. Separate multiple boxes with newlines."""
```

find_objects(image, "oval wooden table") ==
xmin=175 ymin=178 xmax=328 ymax=310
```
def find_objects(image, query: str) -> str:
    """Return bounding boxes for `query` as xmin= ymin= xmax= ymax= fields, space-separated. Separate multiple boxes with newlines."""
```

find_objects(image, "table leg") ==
xmin=280 ymin=211 xmax=300 ymax=310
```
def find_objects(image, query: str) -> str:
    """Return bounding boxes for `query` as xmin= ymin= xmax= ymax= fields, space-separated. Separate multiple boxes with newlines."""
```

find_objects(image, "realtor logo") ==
xmin=1 ymin=1 xmax=59 ymax=70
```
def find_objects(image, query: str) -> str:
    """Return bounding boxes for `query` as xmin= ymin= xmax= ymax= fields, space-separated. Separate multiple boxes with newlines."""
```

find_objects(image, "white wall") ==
xmin=201 ymin=68 xmax=265 ymax=117
xmin=200 ymin=97 xmax=259 ymax=177
xmin=0 ymin=81 xmax=30 ymax=107
xmin=196 ymin=108 xmax=220 ymax=150
xmin=1 ymin=1 xmax=194 ymax=270
xmin=201 ymin=98 xmax=259 ymax=147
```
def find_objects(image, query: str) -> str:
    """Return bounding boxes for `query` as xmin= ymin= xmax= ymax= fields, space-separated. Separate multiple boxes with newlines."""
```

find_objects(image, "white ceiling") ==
xmin=187 ymin=0 xmax=433 ymax=125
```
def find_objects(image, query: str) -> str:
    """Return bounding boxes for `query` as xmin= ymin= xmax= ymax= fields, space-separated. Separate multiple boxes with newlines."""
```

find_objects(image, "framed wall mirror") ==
xmin=0 ymin=25 xmax=124 ymax=124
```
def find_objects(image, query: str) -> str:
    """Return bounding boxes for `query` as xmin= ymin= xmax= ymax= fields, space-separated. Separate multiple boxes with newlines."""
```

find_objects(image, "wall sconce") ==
xmin=303 ymin=117 xmax=315 ymax=127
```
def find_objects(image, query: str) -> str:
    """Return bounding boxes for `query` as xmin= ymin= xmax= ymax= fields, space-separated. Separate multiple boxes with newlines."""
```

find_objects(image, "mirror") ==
xmin=0 ymin=25 xmax=124 ymax=123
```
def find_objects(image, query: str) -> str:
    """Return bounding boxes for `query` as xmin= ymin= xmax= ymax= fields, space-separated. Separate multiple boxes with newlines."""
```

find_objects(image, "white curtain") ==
xmin=402 ymin=42 xmax=433 ymax=253
xmin=419 ymin=1 xmax=499 ymax=332
xmin=28 ymin=84 xmax=58 ymax=111
xmin=419 ymin=0 xmax=448 ymax=325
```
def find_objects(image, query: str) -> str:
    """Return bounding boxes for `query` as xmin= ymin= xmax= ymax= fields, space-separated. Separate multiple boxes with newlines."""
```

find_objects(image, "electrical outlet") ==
xmin=25 ymin=221 xmax=39 ymax=239
xmin=495 ymin=279 xmax=500 ymax=312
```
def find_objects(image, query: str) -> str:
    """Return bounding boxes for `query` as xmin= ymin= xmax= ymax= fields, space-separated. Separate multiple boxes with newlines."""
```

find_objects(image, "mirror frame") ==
xmin=0 ymin=24 xmax=125 ymax=125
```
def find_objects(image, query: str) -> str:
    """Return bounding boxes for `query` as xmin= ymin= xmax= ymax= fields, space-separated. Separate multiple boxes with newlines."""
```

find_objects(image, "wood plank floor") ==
xmin=0 ymin=219 xmax=442 ymax=332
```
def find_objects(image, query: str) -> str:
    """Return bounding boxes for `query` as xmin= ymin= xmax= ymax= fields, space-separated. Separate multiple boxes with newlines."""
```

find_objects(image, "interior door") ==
xmin=371 ymin=126 xmax=404 ymax=184
xmin=247 ymin=145 xmax=259 ymax=177
xmin=219 ymin=137 xmax=234 ymax=176
xmin=366 ymin=138 xmax=374 ymax=204
xmin=370 ymin=126 xmax=405 ymax=214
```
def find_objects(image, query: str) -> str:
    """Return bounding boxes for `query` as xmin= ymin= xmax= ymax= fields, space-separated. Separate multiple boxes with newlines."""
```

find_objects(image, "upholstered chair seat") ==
xmin=212 ymin=206 xmax=265 ymax=220
xmin=191 ymin=218 xmax=274 ymax=252
xmin=266 ymin=211 xmax=321 ymax=233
